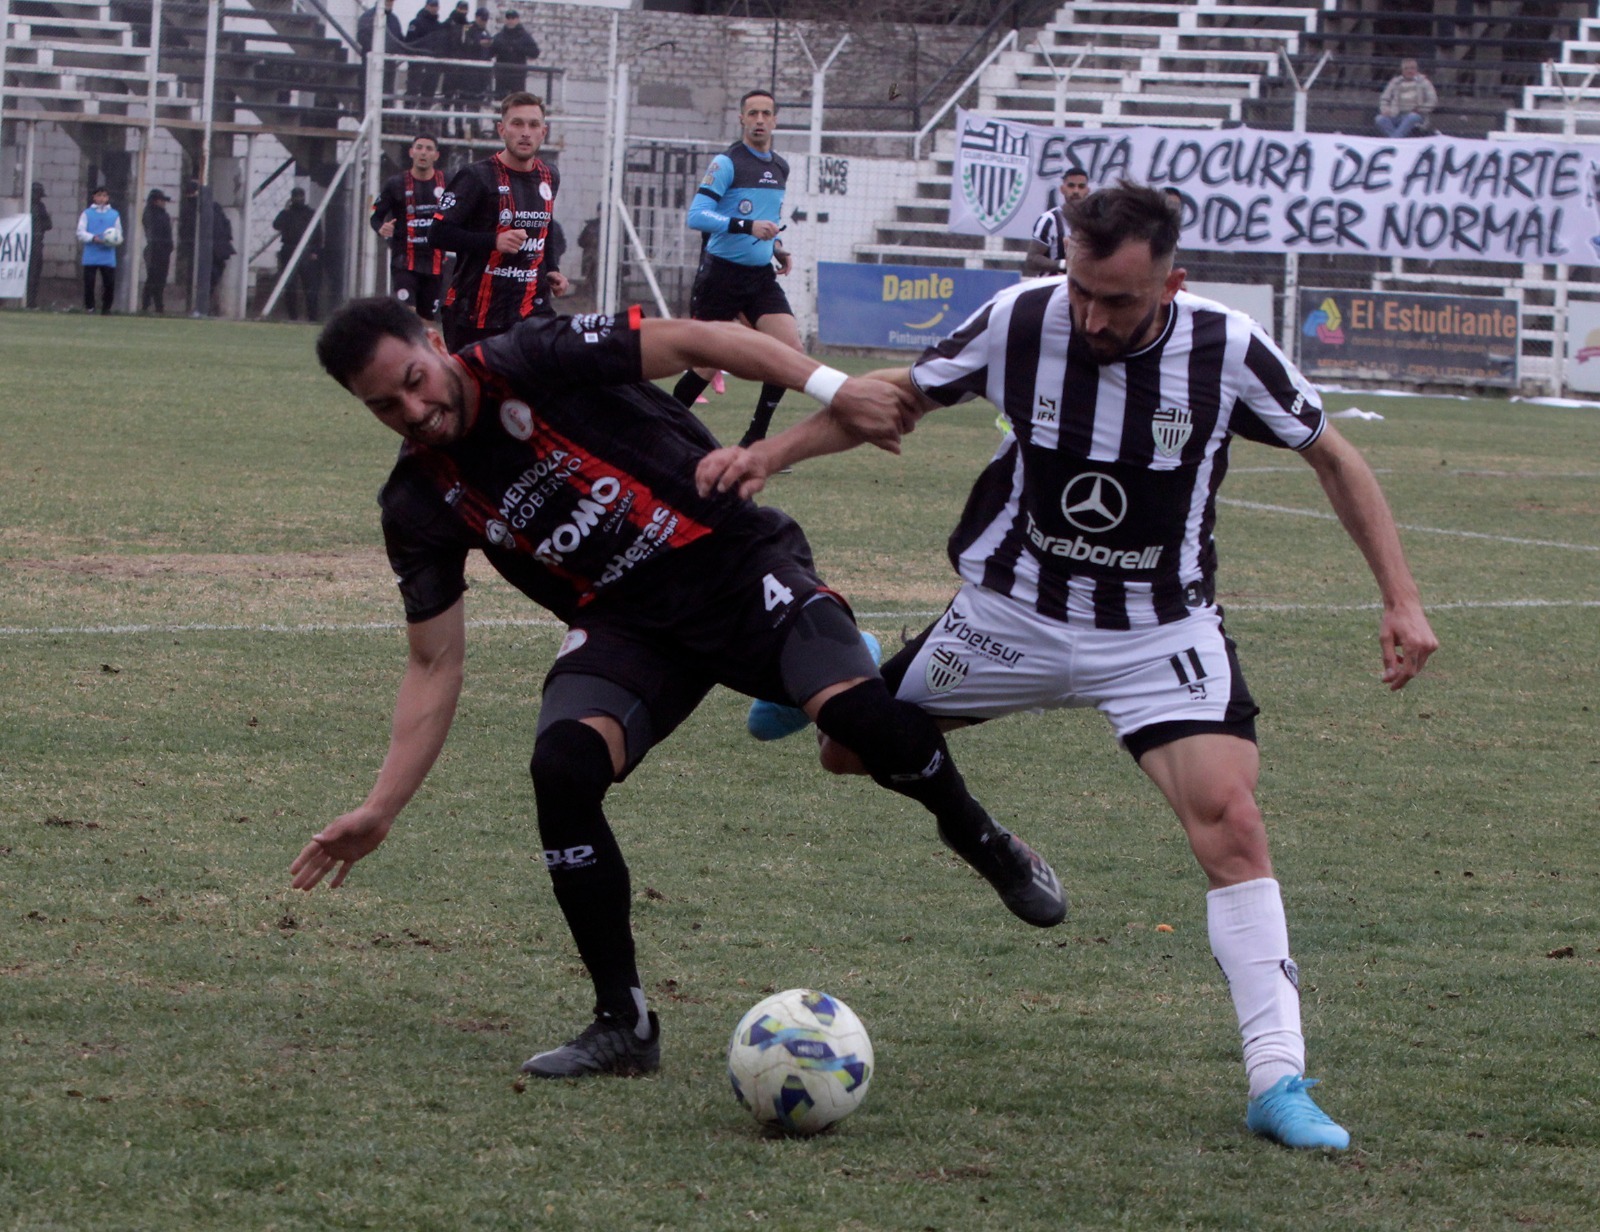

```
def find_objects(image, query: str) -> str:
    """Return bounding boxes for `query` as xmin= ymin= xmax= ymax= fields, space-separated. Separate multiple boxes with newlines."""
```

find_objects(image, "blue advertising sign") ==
xmin=817 ymin=262 xmax=1021 ymax=350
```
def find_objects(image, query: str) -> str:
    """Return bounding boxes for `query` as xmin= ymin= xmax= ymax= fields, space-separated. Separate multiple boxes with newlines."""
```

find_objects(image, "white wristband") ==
xmin=803 ymin=366 xmax=849 ymax=407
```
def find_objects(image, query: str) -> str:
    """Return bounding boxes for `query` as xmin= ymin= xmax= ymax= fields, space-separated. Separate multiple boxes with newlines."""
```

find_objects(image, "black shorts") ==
xmin=538 ymin=508 xmax=866 ymax=775
xmin=689 ymin=253 xmax=792 ymax=324
xmin=392 ymin=268 xmax=442 ymax=320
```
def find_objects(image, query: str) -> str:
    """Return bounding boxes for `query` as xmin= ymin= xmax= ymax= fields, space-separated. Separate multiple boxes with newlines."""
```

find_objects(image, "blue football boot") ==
xmin=746 ymin=630 xmax=881 ymax=742
xmin=1246 ymin=1075 xmax=1351 ymax=1149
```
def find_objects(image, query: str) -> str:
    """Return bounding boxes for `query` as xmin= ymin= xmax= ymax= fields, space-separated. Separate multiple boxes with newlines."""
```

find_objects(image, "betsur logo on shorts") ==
xmin=941 ymin=605 xmax=1024 ymax=666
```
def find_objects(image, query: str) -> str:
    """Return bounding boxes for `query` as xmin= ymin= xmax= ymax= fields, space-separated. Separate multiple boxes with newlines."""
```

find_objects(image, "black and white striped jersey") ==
xmin=1029 ymin=206 xmax=1070 ymax=265
xmin=909 ymin=284 xmax=1326 ymax=630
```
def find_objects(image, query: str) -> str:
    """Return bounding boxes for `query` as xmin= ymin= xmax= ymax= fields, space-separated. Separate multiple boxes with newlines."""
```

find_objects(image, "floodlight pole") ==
xmin=1279 ymin=48 xmax=1328 ymax=355
xmin=795 ymin=33 xmax=848 ymax=163
xmin=597 ymin=15 xmax=621 ymax=316
xmin=361 ymin=5 xmax=386 ymax=297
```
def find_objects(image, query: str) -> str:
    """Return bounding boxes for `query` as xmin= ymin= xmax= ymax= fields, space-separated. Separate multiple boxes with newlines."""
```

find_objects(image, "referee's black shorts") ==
xmin=689 ymin=252 xmax=792 ymax=323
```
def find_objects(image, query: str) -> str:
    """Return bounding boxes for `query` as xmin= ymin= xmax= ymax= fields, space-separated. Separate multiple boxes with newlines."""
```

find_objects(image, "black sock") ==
xmin=814 ymin=678 xmax=993 ymax=854
xmin=530 ymin=720 xmax=640 ymax=1020
xmin=672 ymin=370 xmax=711 ymax=407
xmin=739 ymin=383 xmax=787 ymax=447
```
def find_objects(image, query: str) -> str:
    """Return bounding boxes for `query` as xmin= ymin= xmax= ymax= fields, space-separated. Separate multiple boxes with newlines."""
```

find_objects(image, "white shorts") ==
xmin=889 ymin=583 xmax=1258 ymax=754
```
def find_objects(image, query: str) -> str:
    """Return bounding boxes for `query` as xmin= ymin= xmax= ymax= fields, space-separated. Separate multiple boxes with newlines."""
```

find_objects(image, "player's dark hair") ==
xmin=316 ymin=296 xmax=429 ymax=390
xmin=739 ymin=89 xmax=776 ymax=112
xmin=1064 ymin=180 xmax=1180 ymax=263
xmin=500 ymin=91 xmax=544 ymax=119
xmin=1062 ymin=166 xmax=1088 ymax=182
xmin=410 ymin=133 xmax=439 ymax=149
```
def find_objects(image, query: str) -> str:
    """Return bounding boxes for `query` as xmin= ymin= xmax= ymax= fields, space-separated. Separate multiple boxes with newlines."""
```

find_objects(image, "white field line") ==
xmin=2 ymin=599 xmax=1598 ymax=639
xmin=1218 ymin=498 xmax=1600 ymax=553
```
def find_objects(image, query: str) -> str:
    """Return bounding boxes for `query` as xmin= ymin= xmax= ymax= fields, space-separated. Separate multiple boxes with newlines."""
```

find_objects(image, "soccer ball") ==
xmin=101 ymin=224 xmax=122 ymax=247
xmin=727 ymin=988 xmax=873 ymax=1135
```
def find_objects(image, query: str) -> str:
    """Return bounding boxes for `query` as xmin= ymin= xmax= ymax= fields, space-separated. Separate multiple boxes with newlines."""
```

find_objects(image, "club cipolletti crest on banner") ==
xmin=959 ymin=115 xmax=1032 ymax=234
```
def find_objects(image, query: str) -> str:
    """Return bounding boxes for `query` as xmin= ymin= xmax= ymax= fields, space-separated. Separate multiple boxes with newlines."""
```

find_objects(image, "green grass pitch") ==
xmin=1 ymin=312 xmax=1597 ymax=1230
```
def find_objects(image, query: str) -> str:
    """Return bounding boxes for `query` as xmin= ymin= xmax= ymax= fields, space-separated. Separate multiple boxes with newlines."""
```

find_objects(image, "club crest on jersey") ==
xmin=557 ymin=628 xmax=588 ymax=658
xmin=485 ymin=519 xmax=513 ymax=546
xmin=1152 ymin=406 xmax=1193 ymax=458
xmin=499 ymin=208 xmax=514 ymax=225
xmin=538 ymin=182 xmax=553 ymax=201
xmin=958 ymin=117 xmax=1030 ymax=234
xmin=500 ymin=398 xmax=534 ymax=441
xmin=925 ymin=648 xmax=969 ymax=695
xmin=738 ymin=199 xmax=753 ymax=215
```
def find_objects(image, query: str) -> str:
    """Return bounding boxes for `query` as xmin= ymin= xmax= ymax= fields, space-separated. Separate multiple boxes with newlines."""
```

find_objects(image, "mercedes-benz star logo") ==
xmin=1059 ymin=472 xmax=1128 ymax=532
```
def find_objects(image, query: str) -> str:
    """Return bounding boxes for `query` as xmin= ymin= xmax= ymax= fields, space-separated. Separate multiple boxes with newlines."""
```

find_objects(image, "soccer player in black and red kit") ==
xmin=431 ymin=92 xmax=568 ymax=351
xmin=292 ymin=297 xmax=1066 ymax=1079
xmin=369 ymin=134 xmax=447 ymax=319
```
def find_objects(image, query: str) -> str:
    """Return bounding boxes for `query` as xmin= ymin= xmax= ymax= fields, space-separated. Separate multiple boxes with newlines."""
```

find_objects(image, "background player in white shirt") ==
xmin=700 ymin=181 xmax=1438 ymax=1151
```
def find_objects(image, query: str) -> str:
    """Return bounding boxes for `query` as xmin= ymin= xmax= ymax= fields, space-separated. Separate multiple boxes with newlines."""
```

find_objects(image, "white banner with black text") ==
xmin=948 ymin=110 xmax=1600 ymax=267
xmin=0 ymin=213 xmax=32 ymax=298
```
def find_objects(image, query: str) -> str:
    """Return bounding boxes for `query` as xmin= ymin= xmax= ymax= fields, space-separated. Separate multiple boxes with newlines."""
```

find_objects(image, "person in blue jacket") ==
xmin=671 ymin=89 xmax=802 ymax=447
xmin=78 ymin=187 xmax=123 ymax=313
xmin=77 ymin=187 xmax=122 ymax=314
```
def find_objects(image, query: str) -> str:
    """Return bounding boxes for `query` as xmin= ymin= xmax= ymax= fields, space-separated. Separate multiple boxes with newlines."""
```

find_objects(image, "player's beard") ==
xmin=1074 ymin=301 xmax=1163 ymax=363
xmin=407 ymin=364 xmax=470 ymax=447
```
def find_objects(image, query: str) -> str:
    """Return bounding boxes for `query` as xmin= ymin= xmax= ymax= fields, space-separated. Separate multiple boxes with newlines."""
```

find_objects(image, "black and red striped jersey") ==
xmin=370 ymin=170 xmax=446 ymax=274
xmin=380 ymin=308 xmax=758 ymax=624
xmin=910 ymin=286 xmax=1326 ymax=630
xmin=432 ymin=153 xmax=560 ymax=333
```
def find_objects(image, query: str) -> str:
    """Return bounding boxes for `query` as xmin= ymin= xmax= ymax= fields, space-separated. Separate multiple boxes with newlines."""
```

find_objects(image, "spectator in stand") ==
xmin=1375 ymin=59 xmax=1437 ymax=139
xmin=76 ymin=186 xmax=121 ymax=315
xmin=357 ymin=0 xmax=404 ymax=99
xmin=455 ymin=8 xmax=496 ymax=127
xmin=407 ymin=0 xmax=444 ymax=108
xmin=273 ymin=187 xmax=323 ymax=322
xmin=27 ymin=182 xmax=51 ymax=309
xmin=141 ymin=188 xmax=175 ymax=314
xmin=492 ymin=9 xmax=540 ymax=99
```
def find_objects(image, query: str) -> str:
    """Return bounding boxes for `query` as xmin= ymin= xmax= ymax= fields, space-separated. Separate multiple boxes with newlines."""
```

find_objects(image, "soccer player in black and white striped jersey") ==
xmin=1022 ymin=166 xmax=1089 ymax=278
xmin=699 ymin=182 xmax=1438 ymax=1149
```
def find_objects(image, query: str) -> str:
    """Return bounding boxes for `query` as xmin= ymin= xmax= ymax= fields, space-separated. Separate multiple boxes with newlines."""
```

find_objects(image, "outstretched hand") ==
xmin=1378 ymin=603 xmax=1438 ymax=691
xmin=289 ymin=809 xmax=393 ymax=891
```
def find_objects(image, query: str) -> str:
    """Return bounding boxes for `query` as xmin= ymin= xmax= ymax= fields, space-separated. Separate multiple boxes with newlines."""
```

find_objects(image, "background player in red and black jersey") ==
xmin=431 ymin=92 xmax=568 ymax=351
xmin=291 ymin=297 xmax=1066 ymax=1082
xmin=370 ymin=134 xmax=447 ymax=320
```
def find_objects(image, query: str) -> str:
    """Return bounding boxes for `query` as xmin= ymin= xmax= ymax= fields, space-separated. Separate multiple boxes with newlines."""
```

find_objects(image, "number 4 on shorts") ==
xmin=762 ymin=573 xmax=795 ymax=612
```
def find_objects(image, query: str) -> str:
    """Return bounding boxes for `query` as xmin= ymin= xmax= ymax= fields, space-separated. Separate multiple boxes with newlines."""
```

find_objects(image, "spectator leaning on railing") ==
xmin=1375 ymin=58 xmax=1437 ymax=139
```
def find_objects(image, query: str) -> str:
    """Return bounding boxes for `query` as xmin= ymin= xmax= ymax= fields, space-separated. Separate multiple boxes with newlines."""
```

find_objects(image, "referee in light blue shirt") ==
xmin=671 ymin=89 xmax=804 ymax=447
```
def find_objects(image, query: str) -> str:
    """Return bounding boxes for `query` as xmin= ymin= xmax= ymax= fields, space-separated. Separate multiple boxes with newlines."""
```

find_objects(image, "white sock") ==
xmin=630 ymin=987 xmax=651 ymax=1039
xmin=1207 ymin=877 xmax=1306 ymax=1099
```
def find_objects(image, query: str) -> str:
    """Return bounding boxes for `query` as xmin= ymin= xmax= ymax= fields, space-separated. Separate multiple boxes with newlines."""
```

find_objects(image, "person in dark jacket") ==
xmin=492 ymin=9 xmax=539 ymax=98
xmin=141 ymin=188 xmax=175 ymax=313
xmin=357 ymin=0 xmax=405 ymax=98
xmin=272 ymin=187 xmax=322 ymax=321
xmin=208 ymin=200 xmax=235 ymax=316
xmin=406 ymin=0 xmax=443 ymax=108
xmin=27 ymin=182 xmax=51 ymax=308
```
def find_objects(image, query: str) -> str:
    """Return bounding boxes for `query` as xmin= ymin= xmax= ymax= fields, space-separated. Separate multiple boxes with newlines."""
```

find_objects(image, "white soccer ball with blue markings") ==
xmin=727 ymin=988 xmax=873 ymax=1135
